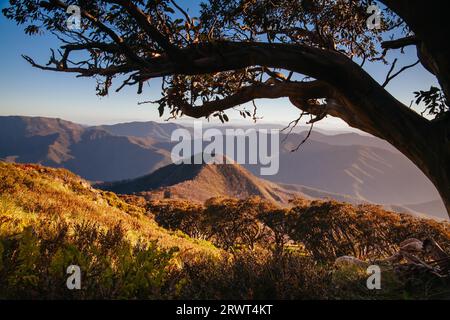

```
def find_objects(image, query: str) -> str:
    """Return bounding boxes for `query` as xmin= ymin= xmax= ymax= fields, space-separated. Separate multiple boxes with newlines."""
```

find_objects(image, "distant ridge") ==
xmin=92 ymin=120 xmax=185 ymax=140
xmin=0 ymin=116 xmax=174 ymax=181
xmin=96 ymin=155 xmax=448 ymax=221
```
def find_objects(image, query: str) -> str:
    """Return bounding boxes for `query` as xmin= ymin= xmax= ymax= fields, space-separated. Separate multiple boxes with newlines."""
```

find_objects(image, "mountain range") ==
xmin=0 ymin=116 xmax=174 ymax=181
xmin=0 ymin=115 xmax=446 ymax=219
xmin=247 ymin=133 xmax=439 ymax=206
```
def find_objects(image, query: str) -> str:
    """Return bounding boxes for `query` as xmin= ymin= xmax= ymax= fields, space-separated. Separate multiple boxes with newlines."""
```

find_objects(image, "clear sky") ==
xmin=0 ymin=1 xmax=440 ymax=128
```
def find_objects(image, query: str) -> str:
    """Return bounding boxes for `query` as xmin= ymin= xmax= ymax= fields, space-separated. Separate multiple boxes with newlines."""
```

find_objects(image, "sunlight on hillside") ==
xmin=1 ymin=162 xmax=449 ymax=299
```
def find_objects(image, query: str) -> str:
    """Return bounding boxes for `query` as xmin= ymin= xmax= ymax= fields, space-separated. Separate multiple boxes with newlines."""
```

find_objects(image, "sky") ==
xmin=0 ymin=1 xmax=440 ymax=129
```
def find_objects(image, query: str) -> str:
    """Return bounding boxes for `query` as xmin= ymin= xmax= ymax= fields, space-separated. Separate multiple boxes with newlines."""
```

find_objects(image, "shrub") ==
xmin=175 ymin=250 xmax=334 ymax=299
xmin=0 ymin=218 xmax=178 ymax=299
xmin=289 ymin=201 xmax=450 ymax=262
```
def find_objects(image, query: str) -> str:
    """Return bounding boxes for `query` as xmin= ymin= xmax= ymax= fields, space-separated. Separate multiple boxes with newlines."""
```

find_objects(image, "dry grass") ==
xmin=0 ymin=162 xmax=219 ymax=258
xmin=1 ymin=161 xmax=449 ymax=299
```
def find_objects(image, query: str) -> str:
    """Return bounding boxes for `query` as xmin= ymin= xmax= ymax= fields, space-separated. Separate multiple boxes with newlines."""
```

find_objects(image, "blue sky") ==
xmin=0 ymin=1 xmax=440 ymax=128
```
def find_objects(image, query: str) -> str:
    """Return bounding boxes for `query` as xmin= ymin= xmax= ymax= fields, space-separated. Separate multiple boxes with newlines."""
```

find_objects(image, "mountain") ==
xmin=0 ymin=116 xmax=84 ymax=164
xmin=203 ymin=123 xmax=358 ymax=136
xmin=0 ymin=115 xmax=446 ymax=219
xmin=0 ymin=116 xmax=172 ymax=181
xmin=278 ymin=182 xmax=365 ymax=204
xmin=242 ymin=132 xmax=442 ymax=206
xmin=62 ymin=129 xmax=172 ymax=181
xmin=98 ymin=154 xmax=308 ymax=204
xmin=302 ymin=131 xmax=399 ymax=153
xmin=97 ymin=156 xmax=448 ymax=220
xmin=92 ymin=120 xmax=185 ymax=141
xmin=386 ymin=199 xmax=449 ymax=221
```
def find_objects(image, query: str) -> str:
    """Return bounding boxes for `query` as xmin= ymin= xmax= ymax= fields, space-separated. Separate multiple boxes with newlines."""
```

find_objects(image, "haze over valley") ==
xmin=0 ymin=115 xmax=446 ymax=220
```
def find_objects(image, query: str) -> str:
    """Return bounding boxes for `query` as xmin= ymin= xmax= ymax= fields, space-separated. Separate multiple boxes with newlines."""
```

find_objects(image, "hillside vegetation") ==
xmin=1 ymin=162 xmax=449 ymax=299
xmin=0 ymin=162 xmax=219 ymax=299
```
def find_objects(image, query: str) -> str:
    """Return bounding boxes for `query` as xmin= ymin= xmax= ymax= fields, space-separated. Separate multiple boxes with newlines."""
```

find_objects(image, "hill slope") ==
xmin=0 ymin=161 xmax=218 ymax=255
xmin=96 ymin=154 xmax=448 ymax=220
xmin=1 ymin=161 xmax=449 ymax=299
xmin=92 ymin=120 xmax=185 ymax=140
xmin=0 ymin=116 xmax=173 ymax=181
xmin=244 ymin=132 xmax=442 ymax=206
xmin=0 ymin=116 xmax=84 ymax=164
xmin=98 ymin=155 xmax=307 ymax=204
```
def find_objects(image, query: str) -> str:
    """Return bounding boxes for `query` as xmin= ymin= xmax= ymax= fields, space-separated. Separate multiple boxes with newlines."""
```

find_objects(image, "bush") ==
xmin=175 ymin=251 xmax=334 ymax=299
xmin=0 ymin=218 xmax=178 ymax=299
xmin=2 ymin=162 xmax=450 ymax=300
xmin=289 ymin=201 xmax=450 ymax=262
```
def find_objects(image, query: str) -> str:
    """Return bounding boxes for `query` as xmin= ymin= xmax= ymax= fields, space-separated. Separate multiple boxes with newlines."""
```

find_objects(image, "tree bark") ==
xmin=427 ymin=118 xmax=450 ymax=216
xmin=316 ymin=57 xmax=450 ymax=218
xmin=379 ymin=0 xmax=450 ymax=216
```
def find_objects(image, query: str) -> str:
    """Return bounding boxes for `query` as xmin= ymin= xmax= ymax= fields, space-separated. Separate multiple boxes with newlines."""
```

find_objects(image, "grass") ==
xmin=1 ymin=161 xmax=449 ymax=299
xmin=0 ymin=162 xmax=220 ymax=257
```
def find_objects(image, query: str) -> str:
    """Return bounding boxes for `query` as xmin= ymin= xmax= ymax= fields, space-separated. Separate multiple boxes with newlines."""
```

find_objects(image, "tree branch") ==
xmin=104 ymin=0 xmax=181 ymax=59
xmin=22 ymin=55 xmax=135 ymax=77
xmin=26 ymin=37 xmax=429 ymax=142
xmin=43 ymin=0 xmax=146 ymax=65
xmin=382 ymin=60 xmax=420 ymax=88
xmin=381 ymin=36 xmax=418 ymax=50
xmin=172 ymin=80 xmax=332 ymax=118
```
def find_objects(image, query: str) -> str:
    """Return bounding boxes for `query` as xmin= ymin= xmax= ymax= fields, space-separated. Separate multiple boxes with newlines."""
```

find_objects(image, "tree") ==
xmin=287 ymin=200 xmax=450 ymax=262
xmin=258 ymin=208 xmax=295 ymax=256
xmin=3 ymin=0 xmax=449 ymax=216
xmin=203 ymin=197 xmax=269 ymax=250
xmin=149 ymin=199 xmax=208 ymax=240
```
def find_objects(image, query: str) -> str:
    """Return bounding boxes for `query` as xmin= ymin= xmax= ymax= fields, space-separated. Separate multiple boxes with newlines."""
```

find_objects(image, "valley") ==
xmin=0 ymin=115 xmax=445 ymax=219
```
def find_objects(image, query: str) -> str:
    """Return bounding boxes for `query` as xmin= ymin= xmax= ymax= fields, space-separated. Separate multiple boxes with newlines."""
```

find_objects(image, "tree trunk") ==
xmin=339 ymin=62 xmax=450 ymax=218
xmin=406 ymin=132 xmax=450 ymax=218
xmin=376 ymin=1 xmax=450 ymax=216
xmin=426 ymin=121 xmax=450 ymax=216
xmin=351 ymin=118 xmax=450 ymax=218
xmin=381 ymin=0 xmax=450 ymax=98
xmin=352 ymin=109 xmax=450 ymax=218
